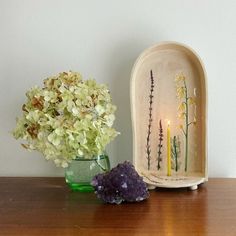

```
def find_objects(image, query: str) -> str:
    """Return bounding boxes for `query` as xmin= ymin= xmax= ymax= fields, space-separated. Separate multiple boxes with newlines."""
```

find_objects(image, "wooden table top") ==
xmin=0 ymin=178 xmax=236 ymax=236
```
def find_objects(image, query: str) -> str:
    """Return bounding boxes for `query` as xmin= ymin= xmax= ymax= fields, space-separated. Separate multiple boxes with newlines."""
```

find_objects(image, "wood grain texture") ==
xmin=0 ymin=178 xmax=236 ymax=236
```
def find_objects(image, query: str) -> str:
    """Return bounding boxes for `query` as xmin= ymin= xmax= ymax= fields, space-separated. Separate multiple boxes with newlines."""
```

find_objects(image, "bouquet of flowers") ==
xmin=13 ymin=71 xmax=119 ymax=168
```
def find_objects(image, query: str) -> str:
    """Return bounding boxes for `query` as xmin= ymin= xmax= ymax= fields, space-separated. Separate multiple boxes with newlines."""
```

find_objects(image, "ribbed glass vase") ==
xmin=65 ymin=154 xmax=110 ymax=192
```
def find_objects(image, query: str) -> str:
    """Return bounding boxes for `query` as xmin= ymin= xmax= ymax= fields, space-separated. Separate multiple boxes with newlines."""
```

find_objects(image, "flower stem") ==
xmin=157 ymin=119 xmax=163 ymax=170
xmin=173 ymin=136 xmax=178 ymax=172
xmin=184 ymin=80 xmax=189 ymax=172
xmin=95 ymin=154 xmax=109 ymax=172
xmin=146 ymin=70 xmax=154 ymax=170
xmin=95 ymin=160 xmax=107 ymax=171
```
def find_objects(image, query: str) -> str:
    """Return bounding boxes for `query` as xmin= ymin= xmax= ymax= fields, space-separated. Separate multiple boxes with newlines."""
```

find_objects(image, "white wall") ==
xmin=0 ymin=0 xmax=236 ymax=177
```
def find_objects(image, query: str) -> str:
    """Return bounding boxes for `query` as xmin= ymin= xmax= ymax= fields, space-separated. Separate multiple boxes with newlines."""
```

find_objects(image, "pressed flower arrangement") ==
xmin=131 ymin=42 xmax=207 ymax=190
xmin=13 ymin=71 xmax=119 ymax=168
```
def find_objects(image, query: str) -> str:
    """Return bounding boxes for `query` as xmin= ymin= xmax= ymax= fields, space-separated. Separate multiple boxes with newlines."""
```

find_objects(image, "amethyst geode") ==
xmin=91 ymin=161 xmax=149 ymax=204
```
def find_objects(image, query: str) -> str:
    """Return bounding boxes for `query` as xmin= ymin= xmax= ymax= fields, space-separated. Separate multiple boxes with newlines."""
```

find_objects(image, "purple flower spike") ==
xmin=91 ymin=161 xmax=149 ymax=204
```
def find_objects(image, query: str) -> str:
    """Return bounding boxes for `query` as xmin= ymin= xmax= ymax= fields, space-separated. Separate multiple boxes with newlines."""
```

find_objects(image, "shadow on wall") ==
xmin=107 ymin=40 xmax=148 ymax=166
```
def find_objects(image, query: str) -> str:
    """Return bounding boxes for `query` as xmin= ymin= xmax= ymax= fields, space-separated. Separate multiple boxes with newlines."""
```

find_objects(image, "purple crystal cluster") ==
xmin=91 ymin=161 xmax=149 ymax=204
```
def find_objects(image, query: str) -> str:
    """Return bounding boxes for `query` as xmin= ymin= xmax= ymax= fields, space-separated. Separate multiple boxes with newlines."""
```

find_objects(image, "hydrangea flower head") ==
xmin=13 ymin=71 xmax=119 ymax=167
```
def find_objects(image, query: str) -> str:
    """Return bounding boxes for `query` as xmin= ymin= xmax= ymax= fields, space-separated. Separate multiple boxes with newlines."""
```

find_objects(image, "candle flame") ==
xmin=167 ymin=120 xmax=170 ymax=126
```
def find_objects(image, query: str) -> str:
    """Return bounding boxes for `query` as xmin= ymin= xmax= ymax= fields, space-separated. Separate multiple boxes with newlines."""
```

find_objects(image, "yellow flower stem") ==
xmin=176 ymin=77 xmax=197 ymax=173
xmin=184 ymin=80 xmax=189 ymax=172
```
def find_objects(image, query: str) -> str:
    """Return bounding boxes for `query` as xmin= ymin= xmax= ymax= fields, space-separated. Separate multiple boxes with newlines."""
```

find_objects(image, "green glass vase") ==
xmin=65 ymin=154 xmax=110 ymax=192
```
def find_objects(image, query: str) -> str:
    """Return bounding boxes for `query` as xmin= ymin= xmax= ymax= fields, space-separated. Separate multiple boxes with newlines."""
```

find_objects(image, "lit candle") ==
xmin=167 ymin=120 xmax=171 ymax=176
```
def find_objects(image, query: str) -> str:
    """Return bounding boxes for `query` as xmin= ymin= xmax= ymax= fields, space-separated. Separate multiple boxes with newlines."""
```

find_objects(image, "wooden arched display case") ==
xmin=130 ymin=42 xmax=207 ymax=190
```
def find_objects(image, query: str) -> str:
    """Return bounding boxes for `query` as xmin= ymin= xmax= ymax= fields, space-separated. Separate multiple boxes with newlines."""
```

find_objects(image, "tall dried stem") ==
xmin=146 ymin=70 xmax=154 ymax=170
xmin=157 ymin=119 xmax=163 ymax=170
